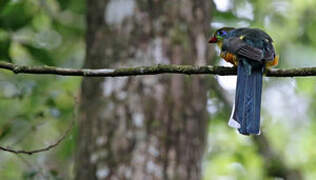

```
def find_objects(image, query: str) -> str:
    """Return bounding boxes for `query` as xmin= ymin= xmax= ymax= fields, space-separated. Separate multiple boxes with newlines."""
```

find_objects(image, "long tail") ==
xmin=228 ymin=59 xmax=264 ymax=135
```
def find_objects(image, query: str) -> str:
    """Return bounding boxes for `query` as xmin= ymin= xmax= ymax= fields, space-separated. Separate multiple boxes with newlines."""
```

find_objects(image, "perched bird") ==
xmin=209 ymin=27 xmax=278 ymax=135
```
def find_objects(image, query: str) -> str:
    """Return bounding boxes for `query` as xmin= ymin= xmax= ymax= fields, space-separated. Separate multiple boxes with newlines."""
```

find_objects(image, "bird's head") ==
xmin=208 ymin=27 xmax=235 ymax=46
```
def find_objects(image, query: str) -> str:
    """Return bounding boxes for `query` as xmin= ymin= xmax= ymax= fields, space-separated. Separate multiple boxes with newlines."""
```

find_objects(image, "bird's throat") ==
xmin=216 ymin=41 xmax=223 ymax=49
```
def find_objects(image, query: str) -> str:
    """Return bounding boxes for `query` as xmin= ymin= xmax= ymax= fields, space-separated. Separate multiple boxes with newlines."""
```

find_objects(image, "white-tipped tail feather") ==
xmin=228 ymin=103 xmax=261 ymax=135
xmin=228 ymin=103 xmax=240 ymax=129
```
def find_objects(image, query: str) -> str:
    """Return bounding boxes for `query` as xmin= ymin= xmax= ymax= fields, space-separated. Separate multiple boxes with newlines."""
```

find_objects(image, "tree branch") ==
xmin=1 ymin=61 xmax=316 ymax=77
xmin=0 ymin=120 xmax=73 ymax=155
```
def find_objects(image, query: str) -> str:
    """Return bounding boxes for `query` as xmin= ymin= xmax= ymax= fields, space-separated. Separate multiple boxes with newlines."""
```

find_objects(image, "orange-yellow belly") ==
xmin=220 ymin=52 xmax=238 ymax=66
xmin=220 ymin=51 xmax=279 ymax=67
xmin=266 ymin=55 xmax=279 ymax=67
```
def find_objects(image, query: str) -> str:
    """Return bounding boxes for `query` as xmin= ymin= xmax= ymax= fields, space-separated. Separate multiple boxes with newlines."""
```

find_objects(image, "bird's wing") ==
xmin=222 ymin=37 xmax=264 ymax=61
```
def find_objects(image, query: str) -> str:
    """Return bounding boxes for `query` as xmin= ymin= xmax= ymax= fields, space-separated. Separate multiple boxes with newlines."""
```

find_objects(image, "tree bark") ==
xmin=75 ymin=0 xmax=211 ymax=179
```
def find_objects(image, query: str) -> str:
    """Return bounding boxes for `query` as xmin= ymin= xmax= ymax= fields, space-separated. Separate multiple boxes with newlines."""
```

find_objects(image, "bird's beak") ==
xmin=208 ymin=36 xmax=217 ymax=43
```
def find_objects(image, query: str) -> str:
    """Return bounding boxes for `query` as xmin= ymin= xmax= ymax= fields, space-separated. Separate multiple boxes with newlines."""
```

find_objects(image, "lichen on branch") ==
xmin=1 ymin=61 xmax=316 ymax=77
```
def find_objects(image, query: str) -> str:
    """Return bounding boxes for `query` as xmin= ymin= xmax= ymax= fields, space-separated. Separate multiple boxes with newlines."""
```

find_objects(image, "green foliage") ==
xmin=0 ymin=1 xmax=36 ymax=30
xmin=0 ymin=0 xmax=84 ymax=179
xmin=23 ymin=44 xmax=56 ymax=65
xmin=0 ymin=34 xmax=12 ymax=62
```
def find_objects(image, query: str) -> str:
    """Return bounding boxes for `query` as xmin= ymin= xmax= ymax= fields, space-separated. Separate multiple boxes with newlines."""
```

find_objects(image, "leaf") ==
xmin=0 ymin=0 xmax=10 ymax=12
xmin=23 ymin=44 xmax=55 ymax=66
xmin=56 ymin=0 xmax=85 ymax=13
xmin=0 ymin=37 xmax=12 ymax=62
xmin=52 ymin=19 xmax=85 ymax=38
xmin=0 ymin=2 xmax=36 ymax=30
xmin=56 ymin=0 xmax=71 ymax=10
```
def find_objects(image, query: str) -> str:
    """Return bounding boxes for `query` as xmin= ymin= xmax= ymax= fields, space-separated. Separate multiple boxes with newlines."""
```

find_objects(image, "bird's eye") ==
xmin=217 ymin=31 xmax=226 ymax=36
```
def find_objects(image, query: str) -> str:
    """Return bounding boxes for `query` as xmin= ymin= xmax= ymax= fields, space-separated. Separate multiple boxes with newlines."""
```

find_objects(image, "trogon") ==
xmin=209 ymin=27 xmax=278 ymax=135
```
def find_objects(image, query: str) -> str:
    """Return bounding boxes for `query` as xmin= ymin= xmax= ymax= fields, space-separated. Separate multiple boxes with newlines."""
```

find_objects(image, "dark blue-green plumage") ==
xmin=220 ymin=28 xmax=276 ymax=135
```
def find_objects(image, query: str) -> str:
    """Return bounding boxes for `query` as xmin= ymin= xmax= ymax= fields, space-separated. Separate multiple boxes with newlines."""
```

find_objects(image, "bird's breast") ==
xmin=220 ymin=51 xmax=238 ymax=66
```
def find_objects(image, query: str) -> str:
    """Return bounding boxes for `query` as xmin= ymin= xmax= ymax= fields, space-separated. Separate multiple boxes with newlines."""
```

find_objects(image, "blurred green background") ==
xmin=0 ymin=0 xmax=316 ymax=179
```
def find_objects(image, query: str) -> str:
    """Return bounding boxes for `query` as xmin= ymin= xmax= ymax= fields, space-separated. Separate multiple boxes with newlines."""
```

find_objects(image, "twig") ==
xmin=1 ymin=61 xmax=316 ymax=77
xmin=0 ymin=120 xmax=74 ymax=155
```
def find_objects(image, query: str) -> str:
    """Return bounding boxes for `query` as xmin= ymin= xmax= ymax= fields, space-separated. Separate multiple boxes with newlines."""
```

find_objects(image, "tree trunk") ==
xmin=75 ymin=0 xmax=212 ymax=179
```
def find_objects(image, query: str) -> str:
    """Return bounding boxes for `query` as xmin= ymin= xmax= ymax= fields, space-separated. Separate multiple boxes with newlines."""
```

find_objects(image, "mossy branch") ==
xmin=0 ymin=61 xmax=316 ymax=77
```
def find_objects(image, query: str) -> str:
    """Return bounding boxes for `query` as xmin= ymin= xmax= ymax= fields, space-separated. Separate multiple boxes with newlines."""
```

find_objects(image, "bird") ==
xmin=209 ymin=27 xmax=279 ymax=135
